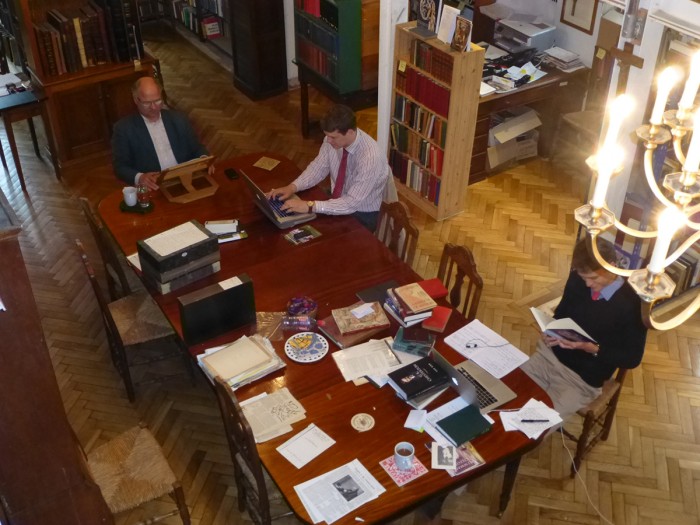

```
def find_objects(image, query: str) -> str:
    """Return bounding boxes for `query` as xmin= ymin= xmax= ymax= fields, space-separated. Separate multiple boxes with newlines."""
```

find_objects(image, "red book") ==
xmin=418 ymin=278 xmax=448 ymax=299
xmin=422 ymin=306 xmax=452 ymax=333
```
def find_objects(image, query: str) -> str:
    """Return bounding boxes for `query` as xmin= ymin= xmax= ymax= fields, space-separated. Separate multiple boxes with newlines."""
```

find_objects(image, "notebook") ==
xmin=430 ymin=349 xmax=516 ymax=414
xmin=241 ymin=170 xmax=316 ymax=229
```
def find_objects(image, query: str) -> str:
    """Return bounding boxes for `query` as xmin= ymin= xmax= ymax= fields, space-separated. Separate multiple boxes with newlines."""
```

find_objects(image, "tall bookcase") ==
xmin=389 ymin=22 xmax=484 ymax=220
xmin=293 ymin=0 xmax=378 ymax=94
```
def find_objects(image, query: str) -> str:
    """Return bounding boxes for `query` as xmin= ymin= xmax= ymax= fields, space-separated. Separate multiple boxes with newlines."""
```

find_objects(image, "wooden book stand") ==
xmin=160 ymin=155 xmax=218 ymax=204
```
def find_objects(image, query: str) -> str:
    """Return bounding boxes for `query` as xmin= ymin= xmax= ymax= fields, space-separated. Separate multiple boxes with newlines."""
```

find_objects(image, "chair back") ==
xmin=213 ymin=376 xmax=271 ymax=525
xmin=79 ymin=198 xmax=132 ymax=300
xmin=374 ymin=200 xmax=419 ymax=266
xmin=437 ymin=243 xmax=483 ymax=321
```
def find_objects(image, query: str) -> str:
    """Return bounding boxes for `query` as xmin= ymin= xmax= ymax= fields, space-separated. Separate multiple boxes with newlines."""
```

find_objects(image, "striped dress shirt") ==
xmin=292 ymin=129 xmax=389 ymax=215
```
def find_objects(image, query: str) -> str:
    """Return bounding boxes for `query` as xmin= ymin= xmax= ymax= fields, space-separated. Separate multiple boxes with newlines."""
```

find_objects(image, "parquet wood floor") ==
xmin=3 ymin=21 xmax=700 ymax=525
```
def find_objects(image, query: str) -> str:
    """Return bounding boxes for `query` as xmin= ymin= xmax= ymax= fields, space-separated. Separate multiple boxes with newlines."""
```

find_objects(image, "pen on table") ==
xmin=520 ymin=419 xmax=549 ymax=423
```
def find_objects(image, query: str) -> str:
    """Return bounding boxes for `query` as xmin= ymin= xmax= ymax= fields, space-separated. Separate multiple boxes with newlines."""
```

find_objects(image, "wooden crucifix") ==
xmin=610 ymin=41 xmax=645 ymax=95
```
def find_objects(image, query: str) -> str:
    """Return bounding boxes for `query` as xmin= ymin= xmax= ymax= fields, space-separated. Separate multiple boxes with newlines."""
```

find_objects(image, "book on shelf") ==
xmin=331 ymin=301 xmax=391 ymax=335
xmin=435 ymin=404 xmax=492 ymax=446
xmin=530 ymin=307 xmax=597 ymax=344
xmin=421 ymin=305 xmax=452 ymax=333
xmin=386 ymin=355 xmax=450 ymax=401
xmin=393 ymin=282 xmax=438 ymax=314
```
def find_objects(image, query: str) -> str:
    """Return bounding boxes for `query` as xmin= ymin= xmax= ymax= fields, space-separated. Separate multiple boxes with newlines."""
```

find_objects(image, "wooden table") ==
xmin=98 ymin=152 xmax=550 ymax=523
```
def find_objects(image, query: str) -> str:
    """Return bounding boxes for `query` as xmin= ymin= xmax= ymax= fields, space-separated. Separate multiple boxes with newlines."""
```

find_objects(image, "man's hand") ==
xmin=543 ymin=334 xmax=598 ymax=355
xmin=208 ymin=164 xmax=215 ymax=176
xmin=139 ymin=171 xmax=160 ymax=191
xmin=266 ymin=184 xmax=296 ymax=201
xmin=281 ymin=197 xmax=309 ymax=214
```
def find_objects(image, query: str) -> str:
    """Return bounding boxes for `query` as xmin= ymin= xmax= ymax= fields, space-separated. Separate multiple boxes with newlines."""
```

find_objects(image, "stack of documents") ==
xmin=294 ymin=459 xmax=385 ymax=524
xmin=197 ymin=335 xmax=285 ymax=389
xmin=331 ymin=337 xmax=398 ymax=382
xmin=500 ymin=398 xmax=562 ymax=439
xmin=542 ymin=47 xmax=585 ymax=72
xmin=240 ymin=387 xmax=306 ymax=442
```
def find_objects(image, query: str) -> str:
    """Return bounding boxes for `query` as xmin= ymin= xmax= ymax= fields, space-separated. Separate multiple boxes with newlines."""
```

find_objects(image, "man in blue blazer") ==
xmin=112 ymin=76 xmax=211 ymax=190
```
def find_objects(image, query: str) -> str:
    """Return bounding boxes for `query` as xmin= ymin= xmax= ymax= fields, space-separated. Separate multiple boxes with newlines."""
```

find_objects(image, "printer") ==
xmin=494 ymin=19 xmax=556 ymax=54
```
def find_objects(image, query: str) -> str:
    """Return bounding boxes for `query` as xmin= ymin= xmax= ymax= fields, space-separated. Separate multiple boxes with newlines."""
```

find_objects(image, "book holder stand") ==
xmin=159 ymin=156 xmax=218 ymax=204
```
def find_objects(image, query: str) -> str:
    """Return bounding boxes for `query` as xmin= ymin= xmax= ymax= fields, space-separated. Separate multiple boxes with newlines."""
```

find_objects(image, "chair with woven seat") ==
xmin=374 ymin=200 xmax=419 ymax=266
xmin=561 ymin=368 xmax=628 ymax=477
xmin=76 ymin=239 xmax=194 ymax=402
xmin=81 ymin=422 xmax=191 ymax=524
xmin=437 ymin=243 xmax=483 ymax=322
xmin=213 ymin=376 xmax=293 ymax=525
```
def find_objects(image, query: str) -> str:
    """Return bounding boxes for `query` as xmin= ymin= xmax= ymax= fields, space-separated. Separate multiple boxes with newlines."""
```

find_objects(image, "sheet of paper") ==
xmin=253 ymin=156 xmax=280 ymax=170
xmin=351 ymin=303 xmax=374 ymax=318
xmin=144 ymin=222 xmax=208 ymax=257
xmin=241 ymin=387 xmax=306 ymax=442
xmin=436 ymin=5 xmax=460 ymax=44
xmin=126 ymin=252 xmax=142 ymax=271
xmin=366 ymin=348 xmax=423 ymax=387
xmin=277 ymin=424 xmax=336 ymax=469
xmin=404 ymin=409 xmax=426 ymax=431
xmin=445 ymin=320 xmax=529 ymax=378
xmin=499 ymin=398 xmax=562 ymax=439
xmin=332 ymin=338 xmax=398 ymax=382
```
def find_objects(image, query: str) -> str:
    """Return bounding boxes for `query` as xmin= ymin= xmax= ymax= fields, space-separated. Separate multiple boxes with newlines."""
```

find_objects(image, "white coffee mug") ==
xmin=394 ymin=441 xmax=415 ymax=471
xmin=122 ymin=186 xmax=137 ymax=207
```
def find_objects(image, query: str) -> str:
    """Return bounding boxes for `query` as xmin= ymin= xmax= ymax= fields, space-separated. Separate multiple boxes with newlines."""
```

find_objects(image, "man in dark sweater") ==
xmin=522 ymin=238 xmax=647 ymax=418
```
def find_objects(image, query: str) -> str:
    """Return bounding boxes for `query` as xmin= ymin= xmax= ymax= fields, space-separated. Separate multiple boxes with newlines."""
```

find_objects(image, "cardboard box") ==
xmin=488 ymin=107 xmax=542 ymax=146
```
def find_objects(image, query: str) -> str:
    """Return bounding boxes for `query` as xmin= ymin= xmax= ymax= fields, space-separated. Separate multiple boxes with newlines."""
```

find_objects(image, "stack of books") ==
xmin=392 ymin=326 xmax=436 ymax=357
xmin=386 ymin=355 xmax=450 ymax=403
xmin=198 ymin=335 xmax=285 ymax=389
xmin=383 ymin=282 xmax=438 ymax=327
xmin=318 ymin=301 xmax=390 ymax=349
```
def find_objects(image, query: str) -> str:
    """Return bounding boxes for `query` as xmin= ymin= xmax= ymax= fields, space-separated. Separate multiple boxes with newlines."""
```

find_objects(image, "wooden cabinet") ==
xmin=389 ymin=22 xmax=484 ymax=220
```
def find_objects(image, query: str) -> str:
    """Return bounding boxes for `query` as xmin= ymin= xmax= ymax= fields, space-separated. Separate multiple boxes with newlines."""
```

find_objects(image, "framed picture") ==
xmin=560 ymin=0 xmax=599 ymax=35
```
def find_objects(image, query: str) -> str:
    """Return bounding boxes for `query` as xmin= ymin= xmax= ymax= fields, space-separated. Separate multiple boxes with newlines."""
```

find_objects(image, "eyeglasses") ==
xmin=137 ymin=98 xmax=163 ymax=108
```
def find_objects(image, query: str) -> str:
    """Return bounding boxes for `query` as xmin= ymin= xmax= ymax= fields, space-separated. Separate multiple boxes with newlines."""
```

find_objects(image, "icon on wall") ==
xmin=560 ymin=0 xmax=599 ymax=35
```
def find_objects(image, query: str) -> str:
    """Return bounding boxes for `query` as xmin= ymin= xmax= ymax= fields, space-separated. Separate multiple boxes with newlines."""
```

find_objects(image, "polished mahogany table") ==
xmin=98 ymin=152 xmax=550 ymax=523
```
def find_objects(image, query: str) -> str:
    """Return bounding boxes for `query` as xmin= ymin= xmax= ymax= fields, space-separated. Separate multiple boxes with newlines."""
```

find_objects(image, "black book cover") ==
xmin=387 ymin=356 xmax=449 ymax=400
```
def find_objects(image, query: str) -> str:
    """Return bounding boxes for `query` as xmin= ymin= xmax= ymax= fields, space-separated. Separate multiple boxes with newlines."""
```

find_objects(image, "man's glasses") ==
xmin=137 ymin=98 xmax=163 ymax=108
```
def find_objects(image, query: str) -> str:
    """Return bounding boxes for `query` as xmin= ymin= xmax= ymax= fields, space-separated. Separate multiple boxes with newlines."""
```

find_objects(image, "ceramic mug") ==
xmin=394 ymin=441 xmax=415 ymax=471
xmin=122 ymin=186 xmax=137 ymax=207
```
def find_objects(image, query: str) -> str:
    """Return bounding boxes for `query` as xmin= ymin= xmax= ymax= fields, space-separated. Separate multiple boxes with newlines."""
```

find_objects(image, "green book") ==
xmin=435 ymin=405 xmax=492 ymax=447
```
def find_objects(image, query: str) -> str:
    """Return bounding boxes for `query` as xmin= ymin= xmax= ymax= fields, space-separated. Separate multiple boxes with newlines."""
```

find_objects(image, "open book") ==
xmin=530 ymin=307 xmax=597 ymax=344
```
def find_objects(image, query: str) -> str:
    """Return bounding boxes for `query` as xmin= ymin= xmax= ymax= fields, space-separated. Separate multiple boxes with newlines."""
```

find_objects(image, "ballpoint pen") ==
xmin=520 ymin=419 xmax=549 ymax=423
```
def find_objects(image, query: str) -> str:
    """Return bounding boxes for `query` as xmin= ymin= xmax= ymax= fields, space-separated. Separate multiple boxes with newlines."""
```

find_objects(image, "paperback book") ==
xmin=393 ymin=282 xmax=438 ymax=314
xmin=530 ymin=307 xmax=597 ymax=344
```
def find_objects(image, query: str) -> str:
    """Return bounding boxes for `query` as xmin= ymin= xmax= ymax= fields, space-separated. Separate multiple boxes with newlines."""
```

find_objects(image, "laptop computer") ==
xmin=241 ymin=170 xmax=316 ymax=229
xmin=430 ymin=348 xmax=516 ymax=414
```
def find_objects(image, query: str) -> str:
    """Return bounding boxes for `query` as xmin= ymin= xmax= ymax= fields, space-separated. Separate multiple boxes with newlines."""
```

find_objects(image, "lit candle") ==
xmin=602 ymin=95 xmax=634 ymax=153
xmin=647 ymin=207 xmax=686 ymax=274
xmin=683 ymin=111 xmax=700 ymax=173
xmin=678 ymin=51 xmax=700 ymax=115
xmin=590 ymin=146 xmax=624 ymax=209
xmin=650 ymin=67 xmax=681 ymax=126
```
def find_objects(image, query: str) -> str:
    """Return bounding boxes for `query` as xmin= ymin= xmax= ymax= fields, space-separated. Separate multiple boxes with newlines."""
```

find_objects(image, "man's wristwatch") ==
xmin=307 ymin=200 xmax=314 ymax=213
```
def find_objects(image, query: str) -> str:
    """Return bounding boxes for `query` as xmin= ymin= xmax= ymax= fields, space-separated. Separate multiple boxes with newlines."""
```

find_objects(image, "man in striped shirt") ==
xmin=268 ymin=104 xmax=389 ymax=231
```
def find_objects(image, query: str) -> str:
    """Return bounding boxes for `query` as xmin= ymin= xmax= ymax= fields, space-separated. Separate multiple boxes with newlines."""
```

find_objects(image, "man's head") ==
xmin=571 ymin=237 xmax=618 ymax=293
xmin=132 ymin=77 xmax=163 ymax=121
xmin=320 ymin=104 xmax=357 ymax=149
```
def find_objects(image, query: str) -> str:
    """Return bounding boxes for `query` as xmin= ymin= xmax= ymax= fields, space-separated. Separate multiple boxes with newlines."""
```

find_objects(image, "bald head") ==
xmin=132 ymin=77 xmax=163 ymax=121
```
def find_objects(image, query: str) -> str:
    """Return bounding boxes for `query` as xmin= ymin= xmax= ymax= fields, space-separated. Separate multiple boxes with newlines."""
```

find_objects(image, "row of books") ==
xmin=295 ymin=11 xmax=338 ymax=58
xmin=412 ymin=40 xmax=454 ymax=85
xmin=393 ymin=94 xmax=448 ymax=148
xmin=396 ymin=66 xmax=451 ymax=118
xmin=33 ymin=0 xmax=143 ymax=78
xmin=389 ymin=149 xmax=442 ymax=206
xmin=172 ymin=2 xmax=198 ymax=32
xmin=390 ymin=122 xmax=444 ymax=177
xmin=295 ymin=38 xmax=338 ymax=84
xmin=197 ymin=0 xmax=225 ymax=17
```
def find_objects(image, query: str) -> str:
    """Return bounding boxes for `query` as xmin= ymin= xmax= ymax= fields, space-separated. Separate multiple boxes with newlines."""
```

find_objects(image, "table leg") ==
xmin=27 ymin=117 xmax=40 ymax=157
xmin=3 ymin=114 xmax=26 ymax=192
xmin=300 ymin=69 xmax=310 ymax=138
xmin=40 ymin=100 xmax=61 ymax=180
xmin=497 ymin=457 xmax=521 ymax=517
xmin=0 ymin=135 xmax=7 ymax=173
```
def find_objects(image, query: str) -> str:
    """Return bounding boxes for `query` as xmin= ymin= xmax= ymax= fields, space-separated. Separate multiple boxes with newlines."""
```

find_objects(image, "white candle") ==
xmin=650 ymin=67 xmax=681 ymax=126
xmin=683 ymin=111 xmax=700 ymax=173
xmin=590 ymin=146 xmax=624 ymax=209
xmin=679 ymin=51 xmax=700 ymax=113
xmin=602 ymin=95 xmax=634 ymax=153
xmin=648 ymin=207 xmax=685 ymax=274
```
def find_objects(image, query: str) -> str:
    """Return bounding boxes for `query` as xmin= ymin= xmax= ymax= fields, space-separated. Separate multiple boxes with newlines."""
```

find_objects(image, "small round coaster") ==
xmin=284 ymin=332 xmax=329 ymax=363
xmin=351 ymin=413 xmax=375 ymax=432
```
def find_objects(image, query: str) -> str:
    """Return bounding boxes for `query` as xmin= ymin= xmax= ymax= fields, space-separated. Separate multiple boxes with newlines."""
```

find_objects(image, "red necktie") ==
xmin=332 ymin=148 xmax=348 ymax=199
xmin=591 ymin=291 xmax=601 ymax=300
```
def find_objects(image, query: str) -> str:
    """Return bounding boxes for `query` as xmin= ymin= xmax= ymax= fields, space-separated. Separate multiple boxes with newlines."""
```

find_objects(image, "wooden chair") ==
xmin=76 ymin=239 xmax=194 ymax=402
xmin=212 ymin=376 xmax=293 ymax=525
xmin=561 ymin=368 xmax=628 ymax=477
xmin=78 ymin=422 xmax=191 ymax=524
xmin=437 ymin=243 xmax=483 ymax=322
xmin=374 ymin=200 xmax=419 ymax=266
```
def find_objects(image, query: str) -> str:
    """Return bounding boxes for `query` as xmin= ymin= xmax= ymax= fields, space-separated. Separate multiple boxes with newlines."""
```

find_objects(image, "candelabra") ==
xmin=576 ymin=55 xmax=700 ymax=331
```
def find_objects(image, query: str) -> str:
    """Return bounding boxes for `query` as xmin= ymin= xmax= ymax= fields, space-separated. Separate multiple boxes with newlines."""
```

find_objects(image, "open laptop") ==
xmin=431 ymin=348 xmax=516 ymax=414
xmin=241 ymin=170 xmax=316 ymax=229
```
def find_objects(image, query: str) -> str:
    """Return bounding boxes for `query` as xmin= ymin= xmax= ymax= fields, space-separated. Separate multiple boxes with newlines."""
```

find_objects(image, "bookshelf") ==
xmin=293 ymin=0 xmax=378 ymax=94
xmin=11 ymin=0 xmax=154 ymax=175
xmin=389 ymin=21 xmax=484 ymax=221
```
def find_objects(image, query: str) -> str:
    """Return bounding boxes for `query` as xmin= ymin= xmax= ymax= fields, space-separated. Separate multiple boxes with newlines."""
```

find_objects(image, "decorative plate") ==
xmin=284 ymin=332 xmax=329 ymax=363
xmin=351 ymin=413 xmax=375 ymax=432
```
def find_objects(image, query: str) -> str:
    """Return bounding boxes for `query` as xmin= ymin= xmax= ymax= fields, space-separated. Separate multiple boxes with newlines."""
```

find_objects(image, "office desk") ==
xmin=470 ymin=67 xmax=588 ymax=183
xmin=98 ymin=152 xmax=550 ymax=522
